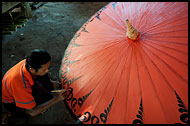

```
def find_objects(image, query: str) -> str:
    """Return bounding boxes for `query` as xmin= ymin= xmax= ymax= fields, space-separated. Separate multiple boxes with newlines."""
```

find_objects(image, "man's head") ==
xmin=26 ymin=49 xmax=51 ymax=76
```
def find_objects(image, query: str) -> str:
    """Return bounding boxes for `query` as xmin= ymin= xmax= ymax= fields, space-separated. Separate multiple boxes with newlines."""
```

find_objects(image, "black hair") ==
xmin=26 ymin=49 xmax=51 ymax=72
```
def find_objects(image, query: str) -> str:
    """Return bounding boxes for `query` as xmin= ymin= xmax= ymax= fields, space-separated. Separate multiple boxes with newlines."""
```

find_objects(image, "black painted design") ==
xmin=69 ymin=76 xmax=82 ymax=86
xmin=62 ymin=28 xmax=83 ymax=71
xmin=94 ymin=6 xmax=107 ymax=21
xmin=66 ymin=87 xmax=73 ymax=101
xmin=174 ymin=91 xmax=188 ymax=124
xmin=72 ymin=42 xmax=82 ymax=47
xmin=77 ymin=97 xmax=115 ymax=124
xmin=99 ymin=97 xmax=114 ymax=124
xmin=81 ymin=27 xmax=89 ymax=33
xmin=61 ymin=4 xmax=108 ymax=83
xmin=91 ymin=115 xmax=100 ymax=124
xmin=61 ymin=4 xmax=114 ymax=123
xmin=71 ymin=98 xmax=78 ymax=112
xmin=62 ymin=3 xmax=109 ymax=67
xmin=64 ymin=60 xmax=80 ymax=66
xmin=78 ymin=88 xmax=95 ymax=107
xmin=95 ymin=13 xmax=101 ymax=20
xmin=66 ymin=88 xmax=95 ymax=113
xmin=133 ymin=98 xmax=144 ymax=124
xmin=61 ymin=73 xmax=82 ymax=87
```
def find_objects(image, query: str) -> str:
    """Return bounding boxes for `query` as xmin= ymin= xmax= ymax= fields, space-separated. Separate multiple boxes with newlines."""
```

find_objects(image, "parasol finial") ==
xmin=126 ymin=19 xmax=140 ymax=41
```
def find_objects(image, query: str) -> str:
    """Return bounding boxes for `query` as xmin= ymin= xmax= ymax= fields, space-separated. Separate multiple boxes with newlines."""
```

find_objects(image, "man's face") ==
xmin=35 ymin=61 xmax=51 ymax=76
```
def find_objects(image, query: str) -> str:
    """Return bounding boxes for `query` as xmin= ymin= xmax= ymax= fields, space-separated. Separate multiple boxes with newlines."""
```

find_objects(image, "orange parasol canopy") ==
xmin=60 ymin=2 xmax=188 ymax=124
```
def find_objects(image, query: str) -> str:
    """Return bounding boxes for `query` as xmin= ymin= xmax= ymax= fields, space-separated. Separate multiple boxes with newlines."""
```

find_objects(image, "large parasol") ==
xmin=59 ymin=2 xmax=188 ymax=124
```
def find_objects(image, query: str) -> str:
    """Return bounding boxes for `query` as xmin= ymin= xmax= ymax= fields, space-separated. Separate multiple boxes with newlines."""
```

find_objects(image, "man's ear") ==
xmin=29 ymin=68 xmax=36 ymax=74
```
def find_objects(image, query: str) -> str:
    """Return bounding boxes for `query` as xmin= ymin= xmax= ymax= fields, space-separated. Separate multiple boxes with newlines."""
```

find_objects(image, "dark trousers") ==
xmin=32 ymin=73 xmax=54 ymax=105
xmin=3 ymin=73 xmax=54 ymax=122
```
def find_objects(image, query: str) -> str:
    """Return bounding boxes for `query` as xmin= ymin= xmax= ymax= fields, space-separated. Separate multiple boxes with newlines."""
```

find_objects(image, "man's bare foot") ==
xmin=2 ymin=112 xmax=11 ymax=124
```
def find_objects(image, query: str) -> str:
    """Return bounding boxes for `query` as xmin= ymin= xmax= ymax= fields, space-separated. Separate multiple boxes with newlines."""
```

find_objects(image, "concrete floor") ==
xmin=2 ymin=2 xmax=108 ymax=124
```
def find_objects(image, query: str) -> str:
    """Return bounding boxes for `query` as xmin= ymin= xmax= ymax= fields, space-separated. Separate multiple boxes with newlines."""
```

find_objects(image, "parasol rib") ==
xmin=74 ymin=42 xmax=125 ymax=96
xmin=143 ymin=23 xmax=187 ymax=34
xmin=112 ymin=3 xmax=128 ymax=28
xmin=143 ymin=39 xmax=188 ymax=55
xmin=136 ymin=3 xmax=156 ymax=30
xmin=137 ymin=43 xmax=169 ymax=123
xmin=108 ymin=43 xmax=132 ymax=123
xmin=110 ymin=3 xmax=128 ymax=30
xmin=145 ymin=38 xmax=188 ymax=45
xmin=75 ymin=54 xmax=116 ymax=113
xmin=142 ymin=41 xmax=188 ymax=66
xmin=72 ymin=39 xmax=123 ymax=64
xmin=101 ymin=8 xmax=126 ymax=31
xmin=141 ymin=4 xmax=187 ymax=32
xmin=145 ymin=29 xmax=187 ymax=36
xmin=134 ymin=44 xmax=143 ymax=99
xmin=139 ymin=43 xmax=178 ymax=91
xmin=124 ymin=46 xmax=134 ymax=123
xmin=141 ymin=42 xmax=188 ymax=83
xmin=74 ymin=43 xmax=126 ymax=115
xmin=143 ymin=16 xmax=187 ymax=33
xmin=81 ymin=44 xmax=128 ymax=121
xmin=111 ymin=43 xmax=132 ymax=98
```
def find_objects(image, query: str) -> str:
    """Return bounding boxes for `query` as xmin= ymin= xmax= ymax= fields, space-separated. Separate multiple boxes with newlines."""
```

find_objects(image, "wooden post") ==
xmin=21 ymin=2 xmax=32 ymax=18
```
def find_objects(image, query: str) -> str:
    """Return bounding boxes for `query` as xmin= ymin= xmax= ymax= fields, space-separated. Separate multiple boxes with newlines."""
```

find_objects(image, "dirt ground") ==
xmin=2 ymin=2 xmax=108 ymax=124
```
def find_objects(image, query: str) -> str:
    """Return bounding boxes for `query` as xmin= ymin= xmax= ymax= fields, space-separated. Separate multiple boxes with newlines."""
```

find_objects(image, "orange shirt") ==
xmin=2 ymin=59 xmax=36 ymax=109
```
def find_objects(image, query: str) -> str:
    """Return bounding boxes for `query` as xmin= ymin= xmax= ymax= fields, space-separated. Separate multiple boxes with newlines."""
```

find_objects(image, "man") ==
xmin=2 ymin=49 xmax=69 ymax=124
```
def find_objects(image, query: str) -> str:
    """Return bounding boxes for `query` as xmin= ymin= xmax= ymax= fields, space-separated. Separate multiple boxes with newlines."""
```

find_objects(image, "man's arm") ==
xmin=25 ymin=89 xmax=69 ymax=116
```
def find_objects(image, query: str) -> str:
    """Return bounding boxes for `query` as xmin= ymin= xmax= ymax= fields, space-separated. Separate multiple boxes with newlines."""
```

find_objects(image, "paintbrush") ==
xmin=51 ymin=89 xmax=67 ymax=93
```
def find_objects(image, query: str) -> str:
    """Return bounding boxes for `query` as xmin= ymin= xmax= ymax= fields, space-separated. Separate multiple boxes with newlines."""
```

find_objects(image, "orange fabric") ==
xmin=60 ymin=2 xmax=188 ymax=124
xmin=2 ymin=59 xmax=36 ymax=109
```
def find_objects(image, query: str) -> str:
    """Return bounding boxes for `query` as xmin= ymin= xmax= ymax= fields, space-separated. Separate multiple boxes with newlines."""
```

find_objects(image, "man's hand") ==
xmin=25 ymin=89 xmax=70 ymax=117
xmin=54 ymin=89 xmax=70 ymax=101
